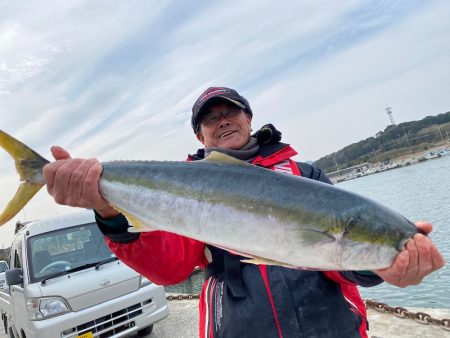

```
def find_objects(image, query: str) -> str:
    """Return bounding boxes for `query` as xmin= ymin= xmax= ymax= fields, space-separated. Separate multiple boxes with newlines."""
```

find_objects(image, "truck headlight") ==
xmin=140 ymin=276 xmax=152 ymax=287
xmin=27 ymin=297 xmax=70 ymax=320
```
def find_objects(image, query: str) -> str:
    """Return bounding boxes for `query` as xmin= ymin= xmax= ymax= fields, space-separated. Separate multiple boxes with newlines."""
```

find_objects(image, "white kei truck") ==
xmin=0 ymin=211 xmax=169 ymax=338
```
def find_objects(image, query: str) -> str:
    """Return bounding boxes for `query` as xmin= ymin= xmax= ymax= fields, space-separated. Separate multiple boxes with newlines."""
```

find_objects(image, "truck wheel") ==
xmin=137 ymin=325 xmax=153 ymax=336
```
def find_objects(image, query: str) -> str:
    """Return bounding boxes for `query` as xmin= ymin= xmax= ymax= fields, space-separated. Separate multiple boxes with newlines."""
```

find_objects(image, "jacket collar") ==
xmin=187 ymin=142 xmax=298 ymax=166
xmin=251 ymin=142 xmax=297 ymax=167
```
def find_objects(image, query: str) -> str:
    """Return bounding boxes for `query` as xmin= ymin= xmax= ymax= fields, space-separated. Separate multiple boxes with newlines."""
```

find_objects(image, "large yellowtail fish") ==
xmin=0 ymin=130 xmax=419 ymax=270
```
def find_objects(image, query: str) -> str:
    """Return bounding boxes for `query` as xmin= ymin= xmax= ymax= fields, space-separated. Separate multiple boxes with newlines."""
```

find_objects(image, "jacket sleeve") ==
xmin=95 ymin=211 xmax=207 ymax=285
xmin=340 ymin=271 xmax=383 ymax=287
xmin=296 ymin=162 xmax=333 ymax=184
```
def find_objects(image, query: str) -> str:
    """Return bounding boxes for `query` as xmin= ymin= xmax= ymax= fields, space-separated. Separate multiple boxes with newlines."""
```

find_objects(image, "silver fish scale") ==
xmin=99 ymin=159 xmax=417 ymax=270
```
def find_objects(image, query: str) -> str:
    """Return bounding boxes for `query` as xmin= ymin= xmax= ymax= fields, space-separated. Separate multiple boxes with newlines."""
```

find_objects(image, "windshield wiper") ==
xmin=95 ymin=257 xmax=118 ymax=270
xmin=40 ymin=257 xmax=119 ymax=285
xmin=41 ymin=262 xmax=99 ymax=285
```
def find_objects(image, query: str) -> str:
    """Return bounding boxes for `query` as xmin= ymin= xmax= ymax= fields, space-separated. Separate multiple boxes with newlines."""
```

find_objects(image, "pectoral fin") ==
xmin=298 ymin=228 xmax=336 ymax=244
xmin=240 ymin=229 xmax=335 ymax=269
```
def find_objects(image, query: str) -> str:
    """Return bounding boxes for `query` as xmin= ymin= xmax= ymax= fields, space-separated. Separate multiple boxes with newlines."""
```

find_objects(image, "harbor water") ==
xmin=167 ymin=155 xmax=450 ymax=309
xmin=339 ymin=154 xmax=450 ymax=309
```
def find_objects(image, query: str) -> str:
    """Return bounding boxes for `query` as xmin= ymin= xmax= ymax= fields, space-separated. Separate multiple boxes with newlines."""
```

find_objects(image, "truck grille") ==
xmin=61 ymin=299 xmax=152 ymax=338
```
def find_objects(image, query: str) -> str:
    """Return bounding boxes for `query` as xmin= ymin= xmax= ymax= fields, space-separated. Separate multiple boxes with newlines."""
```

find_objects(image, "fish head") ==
xmin=336 ymin=203 xmax=418 ymax=270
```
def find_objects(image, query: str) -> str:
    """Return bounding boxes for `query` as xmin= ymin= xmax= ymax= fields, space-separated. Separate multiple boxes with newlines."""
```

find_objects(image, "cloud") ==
xmin=0 ymin=0 xmax=449 ymax=245
xmin=249 ymin=0 xmax=450 ymax=159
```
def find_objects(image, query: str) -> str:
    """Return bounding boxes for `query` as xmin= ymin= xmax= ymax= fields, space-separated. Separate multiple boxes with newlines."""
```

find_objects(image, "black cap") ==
xmin=191 ymin=87 xmax=253 ymax=133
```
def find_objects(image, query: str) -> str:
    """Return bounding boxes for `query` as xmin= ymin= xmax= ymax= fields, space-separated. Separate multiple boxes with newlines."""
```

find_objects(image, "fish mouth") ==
xmin=396 ymin=238 xmax=410 ymax=252
xmin=219 ymin=130 xmax=237 ymax=138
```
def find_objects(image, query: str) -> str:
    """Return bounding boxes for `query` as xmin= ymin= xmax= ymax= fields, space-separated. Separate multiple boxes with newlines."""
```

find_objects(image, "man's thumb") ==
xmin=51 ymin=146 xmax=72 ymax=160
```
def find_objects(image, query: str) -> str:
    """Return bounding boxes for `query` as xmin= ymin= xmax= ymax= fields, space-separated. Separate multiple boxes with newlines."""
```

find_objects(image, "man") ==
xmin=44 ymin=87 xmax=445 ymax=338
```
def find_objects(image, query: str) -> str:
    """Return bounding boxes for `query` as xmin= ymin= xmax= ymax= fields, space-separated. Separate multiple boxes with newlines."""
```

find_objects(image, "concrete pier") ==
xmin=366 ymin=307 xmax=450 ymax=338
xmin=145 ymin=301 xmax=450 ymax=338
xmin=1 ymin=299 xmax=448 ymax=337
xmin=140 ymin=299 xmax=450 ymax=338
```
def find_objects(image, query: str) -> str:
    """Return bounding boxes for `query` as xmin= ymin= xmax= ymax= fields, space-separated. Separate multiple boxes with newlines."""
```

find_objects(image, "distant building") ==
xmin=327 ymin=163 xmax=370 ymax=180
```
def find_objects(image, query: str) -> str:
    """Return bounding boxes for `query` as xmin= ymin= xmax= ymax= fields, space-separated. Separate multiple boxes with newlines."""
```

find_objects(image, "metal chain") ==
xmin=166 ymin=294 xmax=200 ymax=301
xmin=366 ymin=299 xmax=450 ymax=331
xmin=164 ymin=295 xmax=450 ymax=331
xmin=165 ymin=267 xmax=201 ymax=301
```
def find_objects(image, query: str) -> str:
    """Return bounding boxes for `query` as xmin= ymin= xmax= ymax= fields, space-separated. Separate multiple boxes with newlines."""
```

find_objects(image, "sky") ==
xmin=0 ymin=0 xmax=449 ymax=246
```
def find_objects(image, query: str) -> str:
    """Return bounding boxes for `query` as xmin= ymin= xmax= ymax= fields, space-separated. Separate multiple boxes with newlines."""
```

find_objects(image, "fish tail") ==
xmin=0 ymin=130 xmax=49 ymax=225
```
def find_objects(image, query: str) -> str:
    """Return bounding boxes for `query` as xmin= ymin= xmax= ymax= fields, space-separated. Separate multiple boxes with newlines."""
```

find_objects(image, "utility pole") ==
xmin=385 ymin=106 xmax=396 ymax=126
xmin=404 ymin=132 xmax=410 ymax=147
xmin=437 ymin=125 xmax=445 ymax=142
xmin=404 ymin=132 xmax=413 ymax=154
xmin=333 ymin=155 xmax=341 ymax=176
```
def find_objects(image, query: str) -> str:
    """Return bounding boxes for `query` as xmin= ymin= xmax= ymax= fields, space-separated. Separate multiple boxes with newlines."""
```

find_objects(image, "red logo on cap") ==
xmin=197 ymin=87 xmax=230 ymax=105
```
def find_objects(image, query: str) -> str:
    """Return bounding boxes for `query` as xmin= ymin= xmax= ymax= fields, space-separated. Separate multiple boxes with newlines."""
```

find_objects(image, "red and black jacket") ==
xmin=96 ymin=141 xmax=382 ymax=338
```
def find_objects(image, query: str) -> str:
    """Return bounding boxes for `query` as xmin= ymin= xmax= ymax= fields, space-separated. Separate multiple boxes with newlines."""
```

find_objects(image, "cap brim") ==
xmin=216 ymin=96 xmax=246 ymax=109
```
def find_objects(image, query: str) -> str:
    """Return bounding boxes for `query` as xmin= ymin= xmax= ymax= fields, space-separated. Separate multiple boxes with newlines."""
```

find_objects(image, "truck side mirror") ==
xmin=5 ymin=268 xmax=23 ymax=286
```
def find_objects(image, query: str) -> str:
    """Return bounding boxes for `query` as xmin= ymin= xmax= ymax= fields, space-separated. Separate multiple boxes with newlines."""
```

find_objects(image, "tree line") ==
xmin=0 ymin=248 xmax=10 ymax=262
xmin=314 ymin=111 xmax=450 ymax=173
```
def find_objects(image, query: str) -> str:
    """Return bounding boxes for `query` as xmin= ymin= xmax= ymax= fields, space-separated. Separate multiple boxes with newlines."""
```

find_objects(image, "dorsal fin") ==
xmin=202 ymin=151 xmax=253 ymax=167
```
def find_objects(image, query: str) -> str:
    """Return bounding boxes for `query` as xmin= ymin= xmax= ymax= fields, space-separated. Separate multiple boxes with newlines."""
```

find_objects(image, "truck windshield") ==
xmin=0 ymin=261 xmax=8 ymax=273
xmin=27 ymin=222 xmax=115 ymax=283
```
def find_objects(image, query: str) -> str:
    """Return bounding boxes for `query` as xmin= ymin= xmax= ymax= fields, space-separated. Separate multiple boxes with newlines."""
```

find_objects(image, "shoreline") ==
xmin=329 ymin=144 xmax=450 ymax=184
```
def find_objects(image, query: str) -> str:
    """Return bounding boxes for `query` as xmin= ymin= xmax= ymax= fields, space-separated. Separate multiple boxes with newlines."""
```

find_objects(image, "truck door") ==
xmin=9 ymin=240 xmax=27 ymax=336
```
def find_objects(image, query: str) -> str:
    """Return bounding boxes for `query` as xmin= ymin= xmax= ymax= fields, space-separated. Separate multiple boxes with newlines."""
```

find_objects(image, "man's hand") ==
xmin=43 ymin=146 xmax=119 ymax=218
xmin=374 ymin=221 xmax=445 ymax=288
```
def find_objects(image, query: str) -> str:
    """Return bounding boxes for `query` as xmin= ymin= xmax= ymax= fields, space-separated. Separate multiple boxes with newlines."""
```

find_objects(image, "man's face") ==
xmin=196 ymin=103 xmax=252 ymax=150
